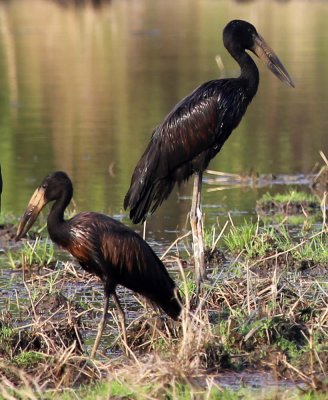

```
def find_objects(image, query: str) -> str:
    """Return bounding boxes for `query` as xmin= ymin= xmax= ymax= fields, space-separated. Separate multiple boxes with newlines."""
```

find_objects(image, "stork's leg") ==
xmin=190 ymin=171 xmax=206 ymax=298
xmin=90 ymin=294 xmax=110 ymax=359
xmin=90 ymin=289 xmax=128 ymax=359
xmin=112 ymin=291 xmax=128 ymax=348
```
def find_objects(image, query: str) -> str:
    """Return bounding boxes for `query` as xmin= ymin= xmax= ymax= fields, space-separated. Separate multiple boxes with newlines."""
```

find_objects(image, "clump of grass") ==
xmin=1 ymin=197 xmax=327 ymax=398
xmin=1 ymin=260 xmax=327 ymax=397
xmin=178 ymin=271 xmax=197 ymax=298
xmin=256 ymin=190 xmax=321 ymax=218
xmin=7 ymin=237 xmax=56 ymax=269
xmin=12 ymin=351 xmax=45 ymax=367
xmin=70 ymin=381 xmax=137 ymax=400
xmin=223 ymin=219 xmax=328 ymax=267
xmin=259 ymin=190 xmax=318 ymax=204
xmin=38 ymin=378 xmax=328 ymax=400
xmin=223 ymin=220 xmax=274 ymax=258
xmin=292 ymin=233 xmax=328 ymax=263
xmin=0 ymin=322 xmax=16 ymax=354
xmin=203 ymin=221 xmax=229 ymax=250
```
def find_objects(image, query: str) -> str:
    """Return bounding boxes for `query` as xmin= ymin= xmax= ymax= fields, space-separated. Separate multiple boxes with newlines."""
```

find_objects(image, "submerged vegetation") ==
xmin=0 ymin=187 xmax=327 ymax=399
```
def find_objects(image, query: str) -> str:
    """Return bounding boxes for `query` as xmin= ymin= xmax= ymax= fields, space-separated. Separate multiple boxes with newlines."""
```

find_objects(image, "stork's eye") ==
xmin=42 ymin=183 xmax=48 ymax=189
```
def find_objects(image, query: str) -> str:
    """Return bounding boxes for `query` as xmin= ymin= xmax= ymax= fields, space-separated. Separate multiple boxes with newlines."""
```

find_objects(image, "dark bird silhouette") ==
xmin=15 ymin=171 xmax=181 ymax=358
xmin=124 ymin=19 xmax=294 ymax=293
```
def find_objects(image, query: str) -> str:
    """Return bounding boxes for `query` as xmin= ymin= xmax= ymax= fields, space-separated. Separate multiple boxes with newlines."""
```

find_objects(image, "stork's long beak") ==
xmin=252 ymin=34 xmax=295 ymax=88
xmin=15 ymin=187 xmax=47 ymax=241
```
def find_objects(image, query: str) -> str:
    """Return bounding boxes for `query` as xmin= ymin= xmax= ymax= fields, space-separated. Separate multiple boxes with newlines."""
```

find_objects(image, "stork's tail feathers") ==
xmin=124 ymin=178 xmax=175 ymax=224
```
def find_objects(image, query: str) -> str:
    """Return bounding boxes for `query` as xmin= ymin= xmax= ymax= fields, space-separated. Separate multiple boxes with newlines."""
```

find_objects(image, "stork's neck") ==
xmin=47 ymin=192 xmax=71 ymax=245
xmin=233 ymin=50 xmax=259 ymax=98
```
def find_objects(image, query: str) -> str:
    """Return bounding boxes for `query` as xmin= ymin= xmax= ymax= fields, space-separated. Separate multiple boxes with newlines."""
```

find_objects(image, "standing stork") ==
xmin=16 ymin=171 xmax=181 ymax=358
xmin=124 ymin=20 xmax=294 ymax=295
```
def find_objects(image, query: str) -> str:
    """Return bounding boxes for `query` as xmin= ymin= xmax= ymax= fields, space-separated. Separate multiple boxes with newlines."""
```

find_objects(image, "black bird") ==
xmin=124 ymin=20 xmax=294 ymax=292
xmin=15 ymin=171 xmax=181 ymax=358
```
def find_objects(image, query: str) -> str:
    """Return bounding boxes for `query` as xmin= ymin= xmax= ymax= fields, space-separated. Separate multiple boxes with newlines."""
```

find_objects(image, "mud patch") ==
xmin=204 ymin=248 xmax=226 ymax=266
xmin=256 ymin=199 xmax=320 ymax=216
xmin=0 ymin=291 xmax=84 ymax=359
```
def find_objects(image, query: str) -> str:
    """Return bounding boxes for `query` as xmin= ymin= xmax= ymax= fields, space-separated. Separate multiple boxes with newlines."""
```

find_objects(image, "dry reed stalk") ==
xmin=210 ymin=220 xmax=229 ymax=254
xmin=0 ymin=361 xmax=43 ymax=400
xmin=248 ymin=229 xmax=326 ymax=270
xmin=321 ymin=190 xmax=327 ymax=229
xmin=2 ymin=185 xmax=327 ymax=394
xmin=160 ymin=231 xmax=192 ymax=260
xmin=319 ymin=150 xmax=328 ymax=167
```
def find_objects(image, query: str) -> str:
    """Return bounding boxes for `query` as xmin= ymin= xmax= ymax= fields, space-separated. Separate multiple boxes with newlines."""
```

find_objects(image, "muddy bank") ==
xmin=0 ymin=183 xmax=327 ymax=395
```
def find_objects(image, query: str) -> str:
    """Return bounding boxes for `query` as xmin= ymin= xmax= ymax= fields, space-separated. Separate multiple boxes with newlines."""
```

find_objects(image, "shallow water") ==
xmin=0 ymin=3 xmax=327 ymax=392
xmin=0 ymin=0 xmax=327 ymax=245
xmin=214 ymin=370 xmax=299 ymax=390
xmin=0 ymin=0 xmax=326 ymax=351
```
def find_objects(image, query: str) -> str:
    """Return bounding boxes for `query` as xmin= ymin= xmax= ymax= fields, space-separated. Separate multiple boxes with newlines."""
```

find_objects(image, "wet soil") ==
xmin=204 ymin=248 xmax=226 ymax=266
xmin=0 ymin=184 xmax=327 ymax=393
xmin=256 ymin=200 xmax=320 ymax=216
xmin=248 ymin=249 xmax=327 ymax=277
xmin=1 ymin=292 xmax=84 ymax=356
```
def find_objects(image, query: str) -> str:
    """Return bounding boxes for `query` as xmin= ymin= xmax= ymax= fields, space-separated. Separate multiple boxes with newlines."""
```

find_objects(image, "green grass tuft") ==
xmin=223 ymin=219 xmax=328 ymax=263
xmin=259 ymin=190 xmax=318 ymax=204
xmin=12 ymin=351 xmax=45 ymax=367
xmin=7 ymin=237 xmax=56 ymax=269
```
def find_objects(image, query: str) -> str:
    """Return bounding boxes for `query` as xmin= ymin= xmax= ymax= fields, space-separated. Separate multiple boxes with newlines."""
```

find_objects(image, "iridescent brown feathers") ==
xmin=124 ymin=20 xmax=294 ymax=225
xmin=15 ymin=173 xmax=181 ymax=321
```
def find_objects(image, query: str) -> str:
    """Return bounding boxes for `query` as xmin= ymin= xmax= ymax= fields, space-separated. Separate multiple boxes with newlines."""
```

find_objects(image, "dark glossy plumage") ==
xmin=124 ymin=20 xmax=294 ymax=223
xmin=16 ymin=171 xmax=181 ymax=356
xmin=55 ymin=211 xmax=180 ymax=317
xmin=55 ymin=211 xmax=181 ymax=319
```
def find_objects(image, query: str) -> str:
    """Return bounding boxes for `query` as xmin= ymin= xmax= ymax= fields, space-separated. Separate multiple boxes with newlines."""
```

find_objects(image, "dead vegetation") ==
xmin=1 ymin=228 xmax=327 ymax=397
xmin=0 ymin=169 xmax=327 ymax=398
